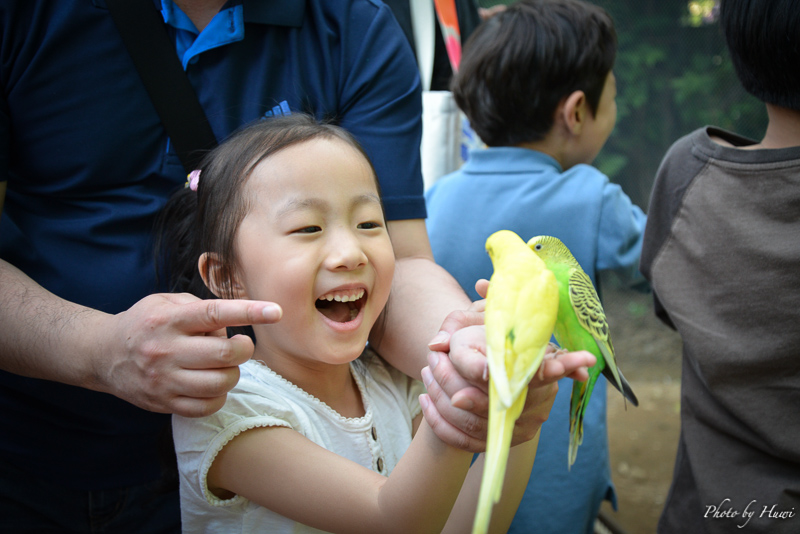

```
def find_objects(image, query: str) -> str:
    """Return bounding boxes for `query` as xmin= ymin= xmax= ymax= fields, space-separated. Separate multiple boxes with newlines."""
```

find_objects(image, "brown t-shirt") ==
xmin=642 ymin=126 xmax=800 ymax=534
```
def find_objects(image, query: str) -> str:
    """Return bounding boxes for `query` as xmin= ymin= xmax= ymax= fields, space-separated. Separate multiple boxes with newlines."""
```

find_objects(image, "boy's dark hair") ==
xmin=155 ymin=114 xmax=382 ymax=336
xmin=720 ymin=0 xmax=800 ymax=111
xmin=451 ymin=0 xmax=616 ymax=147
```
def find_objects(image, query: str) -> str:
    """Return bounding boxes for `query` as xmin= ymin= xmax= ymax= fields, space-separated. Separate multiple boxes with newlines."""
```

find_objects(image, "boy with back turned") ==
xmin=642 ymin=0 xmax=800 ymax=532
xmin=425 ymin=0 xmax=646 ymax=532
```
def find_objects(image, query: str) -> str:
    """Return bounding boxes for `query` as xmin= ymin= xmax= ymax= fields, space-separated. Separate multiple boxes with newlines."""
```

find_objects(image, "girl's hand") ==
xmin=420 ymin=336 xmax=594 ymax=452
xmin=423 ymin=279 xmax=595 ymax=452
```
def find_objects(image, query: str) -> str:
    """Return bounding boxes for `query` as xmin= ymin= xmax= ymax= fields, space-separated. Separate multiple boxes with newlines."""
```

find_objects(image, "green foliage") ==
xmin=478 ymin=0 xmax=769 ymax=210
xmin=590 ymin=0 xmax=768 ymax=209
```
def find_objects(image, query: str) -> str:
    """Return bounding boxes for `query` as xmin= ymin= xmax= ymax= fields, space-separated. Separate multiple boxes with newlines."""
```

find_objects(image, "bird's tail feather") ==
xmin=568 ymin=380 xmax=588 ymax=469
xmin=473 ymin=383 xmax=526 ymax=534
xmin=601 ymin=365 xmax=638 ymax=407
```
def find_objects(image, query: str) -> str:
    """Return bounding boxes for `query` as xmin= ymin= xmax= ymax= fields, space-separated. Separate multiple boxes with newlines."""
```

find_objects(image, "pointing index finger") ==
xmin=182 ymin=299 xmax=282 ymax=333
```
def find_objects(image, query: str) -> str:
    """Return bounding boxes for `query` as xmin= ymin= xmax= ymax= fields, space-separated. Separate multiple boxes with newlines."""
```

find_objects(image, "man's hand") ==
xmin=99 ymin=293 xmax=282 ymax=417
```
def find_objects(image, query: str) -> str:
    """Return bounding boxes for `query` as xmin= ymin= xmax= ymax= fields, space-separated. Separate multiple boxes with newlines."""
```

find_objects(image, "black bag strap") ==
xmin=106 ymin=0 xmax=218 ymax=172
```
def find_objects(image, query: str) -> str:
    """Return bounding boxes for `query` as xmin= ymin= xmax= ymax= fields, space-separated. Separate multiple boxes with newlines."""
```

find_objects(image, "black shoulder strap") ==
xmin=106 ymin=0 xmax=218 ymax=172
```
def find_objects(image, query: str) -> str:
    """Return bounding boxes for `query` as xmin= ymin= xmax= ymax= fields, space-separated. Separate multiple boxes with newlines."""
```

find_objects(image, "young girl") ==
xmin=158 ymin=114 xmax=540 ymax=533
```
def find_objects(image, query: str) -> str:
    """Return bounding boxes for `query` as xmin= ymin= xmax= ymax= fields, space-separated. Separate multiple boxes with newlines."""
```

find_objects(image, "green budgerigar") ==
xmin=527 ymin=235 xmax=638 ymax=468
xmin=473 ymin=230 xmax=559 ymax=534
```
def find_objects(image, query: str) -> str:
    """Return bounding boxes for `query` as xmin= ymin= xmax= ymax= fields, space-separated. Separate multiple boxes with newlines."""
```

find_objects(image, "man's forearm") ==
xmin=373 ymin=218 xmax=473 ymax=379
xmin=0 ymin=258 xmax=107 ymax=388
xmin=372 ymin=255 xmax=472 ymax=380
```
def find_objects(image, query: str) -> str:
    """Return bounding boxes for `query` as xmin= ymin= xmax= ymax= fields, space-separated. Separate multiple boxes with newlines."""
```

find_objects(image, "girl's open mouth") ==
xmin=315 ymin=289 xmax=367 ymax=323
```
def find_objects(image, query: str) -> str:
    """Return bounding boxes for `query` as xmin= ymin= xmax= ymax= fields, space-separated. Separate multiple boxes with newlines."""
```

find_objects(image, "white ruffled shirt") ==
xmin=173 ymin=350 xmax=424 ymax=533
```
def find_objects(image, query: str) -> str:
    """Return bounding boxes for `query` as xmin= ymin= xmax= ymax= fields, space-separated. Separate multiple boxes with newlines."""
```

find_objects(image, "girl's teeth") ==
xmin=321 ymin=289 xmax=365 ymax=303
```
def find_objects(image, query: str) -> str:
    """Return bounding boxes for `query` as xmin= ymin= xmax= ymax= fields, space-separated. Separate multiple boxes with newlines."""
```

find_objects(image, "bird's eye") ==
xmin=535 ymin=244 xmax=542 ymax=251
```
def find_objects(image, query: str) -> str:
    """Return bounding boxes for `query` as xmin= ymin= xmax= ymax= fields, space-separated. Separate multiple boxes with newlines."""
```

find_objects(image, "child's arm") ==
xmin=447 ymin=436 xmax=539 ymax=533
xmin=598 ymin=184 xmax=649 ymax=290
xmin=208 ymin=415 xmax=472 ymax=534
xmin=441 ymin=381 xmax=556 ymax=533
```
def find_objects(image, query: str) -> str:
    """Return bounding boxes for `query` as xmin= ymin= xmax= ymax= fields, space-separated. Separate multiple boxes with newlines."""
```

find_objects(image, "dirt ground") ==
xmin=596 ymin=277 xmax=684 ymax=534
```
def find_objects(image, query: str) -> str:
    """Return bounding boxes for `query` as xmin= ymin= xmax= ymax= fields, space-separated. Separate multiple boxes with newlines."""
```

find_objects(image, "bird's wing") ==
xmin=567 ymin=267 xmax=622 ymax=388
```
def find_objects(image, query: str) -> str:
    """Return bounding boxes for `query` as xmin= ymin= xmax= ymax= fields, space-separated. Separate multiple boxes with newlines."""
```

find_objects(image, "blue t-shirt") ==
xmin=426 ymin=146 xmax=647 ymax=533
xmin=0 ymin=0 xmax=423 ymax=489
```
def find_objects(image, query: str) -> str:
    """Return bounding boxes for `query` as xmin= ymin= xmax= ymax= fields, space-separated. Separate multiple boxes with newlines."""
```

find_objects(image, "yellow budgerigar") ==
xmin=528 ymin=235 xmax=638 ymax=468
xmin=473 ymin=230 xmax=559 ymax=534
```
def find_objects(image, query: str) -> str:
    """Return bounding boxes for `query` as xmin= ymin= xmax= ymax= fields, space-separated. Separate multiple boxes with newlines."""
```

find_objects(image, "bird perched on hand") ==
xmin=527 ymin=235 xmax=638 ymax=468
xmin=473 ymin=230 xmax=559 ymax=534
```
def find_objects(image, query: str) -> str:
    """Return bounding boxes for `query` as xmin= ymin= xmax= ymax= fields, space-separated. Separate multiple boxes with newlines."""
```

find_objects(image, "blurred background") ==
xmin=472 ymin=1 xmax=768 ymax=532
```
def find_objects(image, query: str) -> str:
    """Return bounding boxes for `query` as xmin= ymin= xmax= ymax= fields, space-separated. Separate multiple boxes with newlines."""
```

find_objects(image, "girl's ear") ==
xmin=561 ymin=90 xmax=587 ymax=136
xmin=198 ymin=252 xmax=246 ymax=299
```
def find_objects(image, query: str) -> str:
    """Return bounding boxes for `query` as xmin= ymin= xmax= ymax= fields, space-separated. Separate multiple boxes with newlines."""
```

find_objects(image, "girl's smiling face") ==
xmin=231 ymin=137 xmax=394 ymax=369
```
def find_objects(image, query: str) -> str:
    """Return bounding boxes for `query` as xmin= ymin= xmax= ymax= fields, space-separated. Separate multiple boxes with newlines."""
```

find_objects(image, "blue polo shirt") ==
xmin=0 ymin=0 xmax=423 ymax=489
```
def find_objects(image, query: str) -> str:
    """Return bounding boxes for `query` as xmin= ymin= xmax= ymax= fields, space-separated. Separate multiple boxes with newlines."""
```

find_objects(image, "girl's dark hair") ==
xmin=720 ymin=0 xmax=800 ymax=111
xmin=155 ymin=114 xmax=383 ymax=336
xmin=451 ymin=0 xmax=616 ymax=146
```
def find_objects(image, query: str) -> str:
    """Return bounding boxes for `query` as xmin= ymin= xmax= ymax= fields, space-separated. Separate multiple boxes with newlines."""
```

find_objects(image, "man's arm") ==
xmin=372 ymin=218 xmax=473 ymax=379
xmin=0 ymin=259 xmax=282 ymax=417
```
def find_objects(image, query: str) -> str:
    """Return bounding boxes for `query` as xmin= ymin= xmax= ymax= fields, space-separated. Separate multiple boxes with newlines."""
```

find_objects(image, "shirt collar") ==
xmin=463 ymin=147 xmax=564 ymax=174
xmin=95 ymin=0 xmax=306 ymax=68
xmin=158 ymin=0 xmax=304 ymax=69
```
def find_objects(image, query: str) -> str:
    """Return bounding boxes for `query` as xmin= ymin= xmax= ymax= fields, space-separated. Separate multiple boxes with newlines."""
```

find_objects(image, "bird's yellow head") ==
xmin=485 ymin=230 xmax=527 ymax=264
xmin=527 ymin=235 xmax=579 ymax=266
